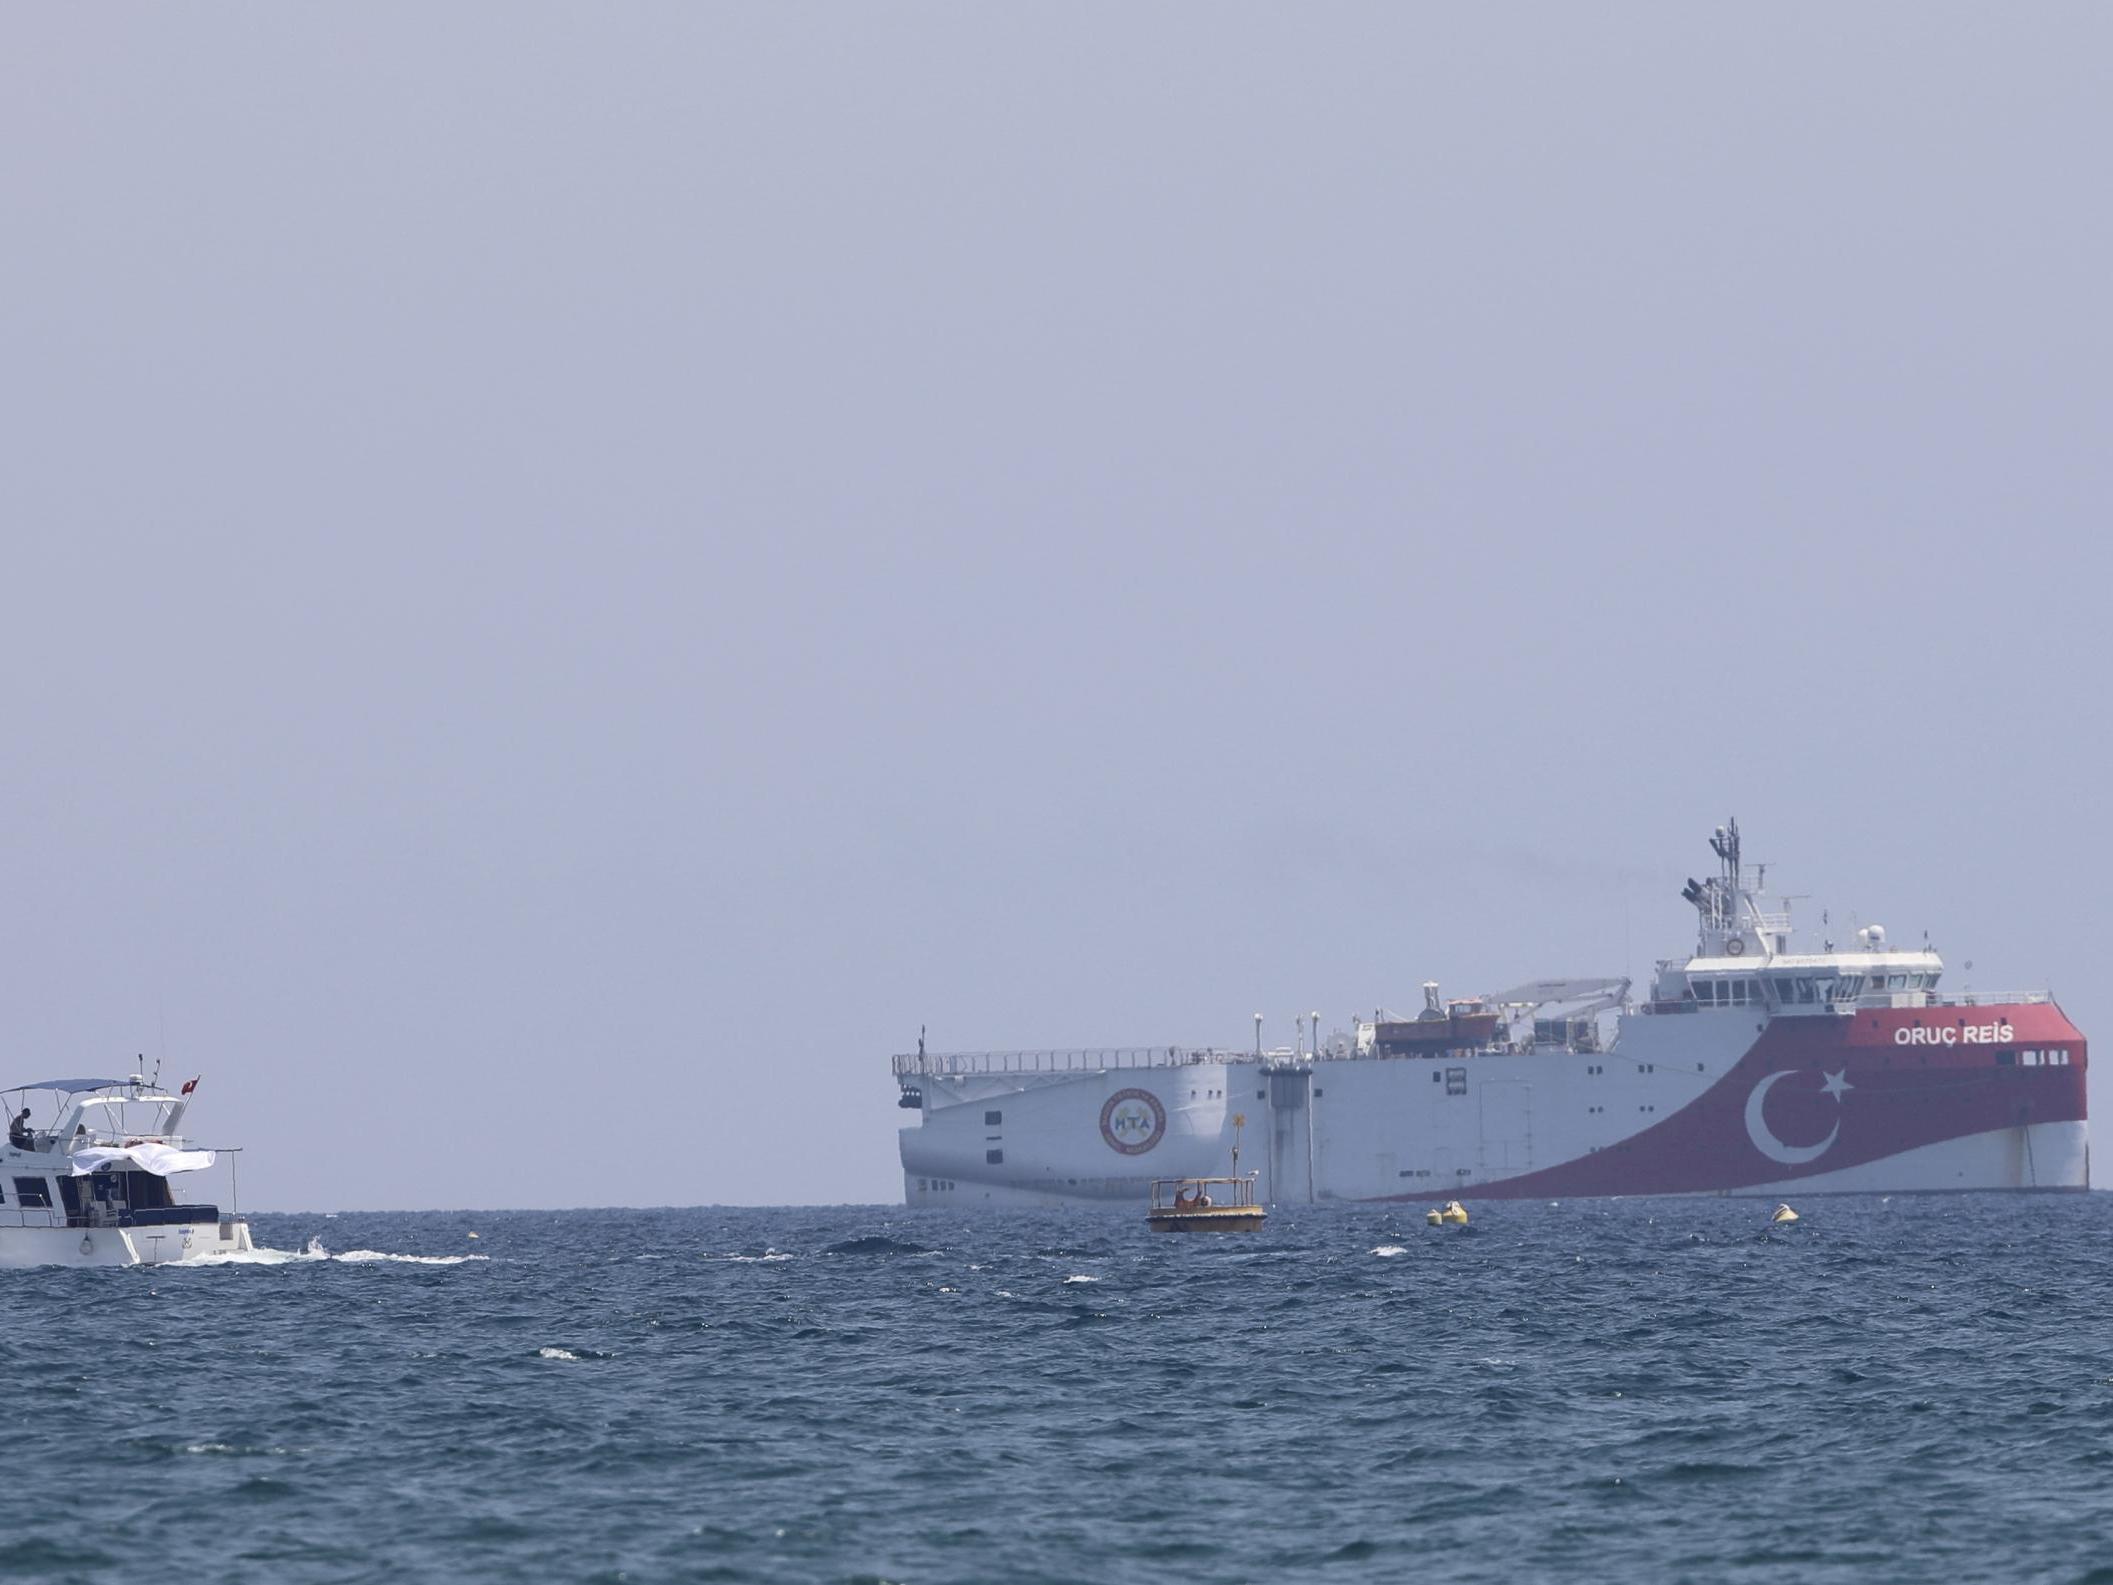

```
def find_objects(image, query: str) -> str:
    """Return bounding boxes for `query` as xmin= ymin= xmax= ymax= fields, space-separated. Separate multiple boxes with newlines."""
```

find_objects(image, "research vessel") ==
xmin=893 ymin=821 xmax=2088 ymax=1206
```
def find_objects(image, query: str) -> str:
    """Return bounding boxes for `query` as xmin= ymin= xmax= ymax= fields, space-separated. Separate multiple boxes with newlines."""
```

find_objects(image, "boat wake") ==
xmin=181 ymin=1236 xmax=488 ymax=1268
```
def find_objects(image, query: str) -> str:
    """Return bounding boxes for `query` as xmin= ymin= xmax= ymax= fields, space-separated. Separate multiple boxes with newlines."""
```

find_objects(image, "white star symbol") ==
xmin=1821 ymin=1069 xmax=1853 ymax=1101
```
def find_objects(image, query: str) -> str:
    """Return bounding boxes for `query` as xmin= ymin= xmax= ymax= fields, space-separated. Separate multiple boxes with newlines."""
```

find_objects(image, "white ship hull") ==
xmin=899 ymin=997 xmax=2089 ymax=1206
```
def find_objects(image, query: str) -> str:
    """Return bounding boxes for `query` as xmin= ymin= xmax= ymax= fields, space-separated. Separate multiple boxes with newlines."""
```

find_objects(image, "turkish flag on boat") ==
xmin=180 ymin=1076 xmax=199 ymax=1096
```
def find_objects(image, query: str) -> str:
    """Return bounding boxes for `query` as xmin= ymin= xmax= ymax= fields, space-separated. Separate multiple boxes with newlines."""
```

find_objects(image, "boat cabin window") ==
xmin=1695 ymin=977 xmax=1767 ymax=1006
xmin=80 ymin=1171 xmax=173 ymax=1212
xmin=12 ymin=1177 xmax=52 ymax=1208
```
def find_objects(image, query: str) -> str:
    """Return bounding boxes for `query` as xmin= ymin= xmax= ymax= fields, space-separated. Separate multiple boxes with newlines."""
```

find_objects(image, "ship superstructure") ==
xmin=893 ymin=821 xmax=2088 ymax=1206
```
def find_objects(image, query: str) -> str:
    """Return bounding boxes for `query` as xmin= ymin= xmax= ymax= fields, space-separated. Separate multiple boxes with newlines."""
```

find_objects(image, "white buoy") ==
xmin=1770 ymin=1203 xmax=1799 ymax=1224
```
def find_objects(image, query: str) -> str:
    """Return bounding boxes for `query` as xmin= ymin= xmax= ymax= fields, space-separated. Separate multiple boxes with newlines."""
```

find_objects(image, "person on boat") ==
xmin=8 ymin=1107 xmax=32 ymax=1150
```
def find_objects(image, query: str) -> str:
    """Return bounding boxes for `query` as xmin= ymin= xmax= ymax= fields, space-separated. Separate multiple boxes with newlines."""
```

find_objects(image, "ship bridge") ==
xmin=1651 ymin=818 xmax=2047 ymax=1017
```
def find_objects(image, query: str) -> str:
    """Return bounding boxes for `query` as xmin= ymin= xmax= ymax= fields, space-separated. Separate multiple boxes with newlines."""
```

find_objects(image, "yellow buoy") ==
xmin=1770 ymin=1203 xmax=1798 ymax=1224
xmin=1441 ymin=1200 xmax=1469 ymax=1226
xmin=1425 ymin=1208 xmax=1443 ymax=1226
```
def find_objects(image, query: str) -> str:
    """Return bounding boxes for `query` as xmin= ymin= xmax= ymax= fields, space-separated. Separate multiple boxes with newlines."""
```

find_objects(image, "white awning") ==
xmin=69 ymin=1143 xmax=217 ymax=1178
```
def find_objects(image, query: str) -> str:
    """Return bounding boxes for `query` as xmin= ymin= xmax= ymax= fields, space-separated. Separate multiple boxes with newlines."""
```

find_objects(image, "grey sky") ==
xmin=3 ymin=7 xmax=2106 ymax=1210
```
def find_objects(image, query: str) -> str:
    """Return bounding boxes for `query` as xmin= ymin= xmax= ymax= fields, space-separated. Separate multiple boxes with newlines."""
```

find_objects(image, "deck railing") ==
xmin=890 ymin=1047 xmax=1252 ymax=1078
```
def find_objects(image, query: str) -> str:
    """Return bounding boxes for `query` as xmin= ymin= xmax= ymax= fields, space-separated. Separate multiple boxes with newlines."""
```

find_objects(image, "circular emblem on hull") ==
xmin=1099 ymin=1088 xmax=1167 ymax=1155
xmin=1744 ymin=1068 xmax=1852 ymax=1167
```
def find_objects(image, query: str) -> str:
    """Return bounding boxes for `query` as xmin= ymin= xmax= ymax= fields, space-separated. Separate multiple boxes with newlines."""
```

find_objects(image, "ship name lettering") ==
xmin=1893 ymin=1022 xmax=2015 ymax=1047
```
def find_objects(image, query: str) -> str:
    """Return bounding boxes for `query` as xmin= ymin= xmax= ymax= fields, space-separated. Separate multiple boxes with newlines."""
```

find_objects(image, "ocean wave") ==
xmin=821 ymin=1235 xmax=937 ymax=1257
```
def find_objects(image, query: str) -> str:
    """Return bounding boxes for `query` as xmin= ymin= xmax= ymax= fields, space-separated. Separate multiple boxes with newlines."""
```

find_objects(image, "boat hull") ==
xmin=899 ymin=1001 xmax=2088 ymax=1207
xmin=1147 ymin=1209 xmax=1268 ymax=1232
xmin=0 ymin=1218 xmax=254 ymax=1269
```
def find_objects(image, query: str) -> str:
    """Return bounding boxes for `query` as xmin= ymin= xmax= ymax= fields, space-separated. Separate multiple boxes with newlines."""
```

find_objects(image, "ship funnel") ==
xmin=1422 ymin=981 xmax=1443 ymax=1016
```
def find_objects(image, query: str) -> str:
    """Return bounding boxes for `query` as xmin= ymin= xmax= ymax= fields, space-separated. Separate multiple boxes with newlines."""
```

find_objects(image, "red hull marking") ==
xmin=1374 ymin=1002 xmax=2086 ymax=1200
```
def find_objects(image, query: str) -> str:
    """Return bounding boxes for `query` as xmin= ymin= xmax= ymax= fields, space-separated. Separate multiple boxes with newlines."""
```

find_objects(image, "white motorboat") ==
xmin=2 ymin=1074 xmax=253 ymax=1267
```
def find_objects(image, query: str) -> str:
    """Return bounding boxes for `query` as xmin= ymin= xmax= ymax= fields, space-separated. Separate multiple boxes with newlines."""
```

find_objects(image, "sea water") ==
xmin=4 ymin=1195 xmax=2111 ymax=1584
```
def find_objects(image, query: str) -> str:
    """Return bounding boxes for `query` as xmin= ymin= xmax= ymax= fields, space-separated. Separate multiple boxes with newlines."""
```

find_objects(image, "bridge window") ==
xmin=12 ymin=1177 xmax=51 ymax=1208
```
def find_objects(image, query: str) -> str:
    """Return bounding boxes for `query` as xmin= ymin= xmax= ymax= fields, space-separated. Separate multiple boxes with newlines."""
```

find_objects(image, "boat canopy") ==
xmin=6 ymin=1078 xmax=134 ymax=1095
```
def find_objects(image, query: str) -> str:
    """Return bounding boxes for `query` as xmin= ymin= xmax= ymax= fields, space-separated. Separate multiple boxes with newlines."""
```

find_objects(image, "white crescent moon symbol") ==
xmin=1744 ymin=1070 xmax=1839 ymax=1166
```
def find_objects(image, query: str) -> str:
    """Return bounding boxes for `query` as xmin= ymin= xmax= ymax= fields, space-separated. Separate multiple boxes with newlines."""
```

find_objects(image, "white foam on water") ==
xmin=333 ymin=1248 xmax=489 ymax=1265
xmin=177 ymin=1441 xmax=290 ymax=1456
xmin=1370 ymin=1245 xmax=1409 ymax=1258
xmin=1062 ymin=1274 xmax=1100 ymax=1284
xmin=177 ymin=1236 xmax=487 ymax=1268
xmin=721 ymin=1250 xmax=794 ymax=1263
xmin=538 ymin=1347 xmax=581 ymax=1362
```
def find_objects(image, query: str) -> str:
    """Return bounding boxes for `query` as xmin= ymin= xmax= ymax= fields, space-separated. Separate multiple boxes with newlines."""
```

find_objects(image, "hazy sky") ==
xmin=3 ymin=7 xmax=2106 ymax=1210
